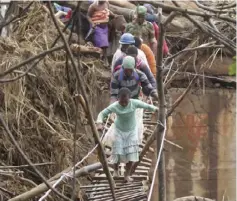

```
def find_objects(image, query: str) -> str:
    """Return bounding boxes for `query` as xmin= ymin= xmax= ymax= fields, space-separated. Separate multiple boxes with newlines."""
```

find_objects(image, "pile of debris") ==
xmin=0 ymin=0 xmax=235 ymax=200
xmin=0 ymin=2 xmax=108 ymax=200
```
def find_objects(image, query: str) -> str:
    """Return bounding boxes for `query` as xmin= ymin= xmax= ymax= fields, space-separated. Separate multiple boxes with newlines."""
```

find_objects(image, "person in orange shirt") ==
xmin=134 ymin=37 xmax=156 ymax=77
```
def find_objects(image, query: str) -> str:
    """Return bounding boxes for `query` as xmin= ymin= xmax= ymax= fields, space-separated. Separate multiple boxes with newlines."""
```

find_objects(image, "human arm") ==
xmin=96 ymin=104 xmax=115 ymax=130
xmin=140 ymin=63 xmax=157 ymax=89
xmin=110 ymin=74 xmax=120 ymax=104
xmin=112 ymin=57 xmax=123 ymax=73
xmin=148 ymin=22 xmax=157 ymax=56
xmin=138 ymin=49 xmax=149 ymax=67
xmin=138 ymin=70 xmax=156 ymax=96
xmin=125 ymin=23 xmax=132 ymax=33
xmin=163 ymin=39 xmax=169 ymax=56
xmin=111 ymin=50 xmax=121 ymax=73
xmin=141 ymin=44 xmax=157 ymax=76
xmin=87 ymin=4 xmax=97 ymax=27
xmin=96 ymin=106 xmax=114 ymax=124
xmin=132 ymin=99 xmax=158 ymax=111
xmin=156 ymin=25 xmax=169 ymax=56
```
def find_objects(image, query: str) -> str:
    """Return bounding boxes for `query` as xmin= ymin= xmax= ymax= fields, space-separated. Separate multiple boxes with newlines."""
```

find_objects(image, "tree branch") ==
xmin=172 ymin=1 xmax=236 ymax=54
xmin=165 ymin=43 xmax=224 ymax=64
xmin=167 ymin=75 xmax=197 ymax=117
xmin=139 ymin=0 xmax=236 ymax=23
xmin=0 ymin=45 xmax=64 ymax=78
xmin=0 ymin=162 xmax=54 ymax=169
xmin=47 ymin=2 xmax=116 ymax=200
xmin=0 ymin=2 xmax=33 ymax=30
xmin=194 ymin=0 xmax=236 ymax=14
xmin=0 ymin=115 xmax=71 ymax=201
xmin=9 ymin=163 xmax=102 ymax=201
xmin=163 ymin=11 xmax=177 ymax=27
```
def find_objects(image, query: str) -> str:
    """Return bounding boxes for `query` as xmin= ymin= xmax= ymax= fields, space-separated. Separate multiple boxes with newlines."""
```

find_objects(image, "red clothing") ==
xmin=152 ymin=22 xmax=169 ymax=55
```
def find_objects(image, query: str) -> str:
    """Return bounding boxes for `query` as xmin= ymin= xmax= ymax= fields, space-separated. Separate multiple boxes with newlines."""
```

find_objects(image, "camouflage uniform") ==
xmin=125 ymin=20 xmax=156 ymax=46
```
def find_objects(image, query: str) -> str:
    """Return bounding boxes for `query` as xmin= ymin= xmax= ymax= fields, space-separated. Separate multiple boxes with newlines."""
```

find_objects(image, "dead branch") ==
xmin=47 ymin=2 xmax=116 ymax=200
xmin=0 ymin=12 xmax=77 ymax=82
xmin=0 ymin=115 xmax=71 ymax=201
xmin=171 ymin=1 xmax=236 ymax=54
xmin=167 ymin=75 xmax=198 ymax=117
xmin=0 ymin=45 xmax=64 ymax=78
xmin=163 ymin=11 xmax=178 ymax=27
xmin=164 ymin=139 xmax=183 ymax=150
xmin=165 ymin=43 xmax=224 ymax=64
xmin=0 ymin=186 xmax=14 ymax=196
xmin=71 ymin=4 xmax=81 ymax=199
xmin=216 ymin=2 xmax=236 ymax=9
xmin=207 ymin=18 xmax=220 ymax=32
xmin=9 ymin=163 xmax=102 ymax=201
xmin=139 ymin=0 xmax=235 ymax=23
xmin=0 ymin=162 xmax=54 ymax=169
xmin=0 ymin=2 xmax=33 ymax=30
xmin=194 ymin=0 xmax=236 ymax=14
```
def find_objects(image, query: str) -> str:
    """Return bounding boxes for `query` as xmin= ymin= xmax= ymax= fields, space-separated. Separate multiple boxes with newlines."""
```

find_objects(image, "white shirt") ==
xmin=111 ymin=47 xmax=149 ymax=72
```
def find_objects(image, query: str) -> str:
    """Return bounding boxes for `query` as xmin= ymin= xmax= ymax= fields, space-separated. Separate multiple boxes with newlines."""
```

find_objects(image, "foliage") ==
xmin=228 ymin=56 xmax=236 ymax=76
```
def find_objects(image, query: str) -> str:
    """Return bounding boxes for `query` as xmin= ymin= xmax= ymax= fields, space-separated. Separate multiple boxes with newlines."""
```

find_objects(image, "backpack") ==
xmin=113 ymin=57 xmax=143 ymax=73
xmin=118 ymin=68 xmax=140 ymax=82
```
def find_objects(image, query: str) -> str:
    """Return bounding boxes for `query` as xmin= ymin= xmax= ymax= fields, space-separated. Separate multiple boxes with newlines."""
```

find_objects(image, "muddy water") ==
xmin=163 ymin=89 xmax=236 ymax=201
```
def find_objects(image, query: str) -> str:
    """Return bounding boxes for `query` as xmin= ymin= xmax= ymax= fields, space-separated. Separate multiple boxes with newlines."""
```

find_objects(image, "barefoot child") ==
xmin=96 ymin=87 xmax=158 ymax=182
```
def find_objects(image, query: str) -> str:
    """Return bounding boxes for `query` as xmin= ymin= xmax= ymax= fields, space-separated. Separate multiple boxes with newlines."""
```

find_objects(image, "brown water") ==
xmin=151 ymin=88 xmax=236 ymax=201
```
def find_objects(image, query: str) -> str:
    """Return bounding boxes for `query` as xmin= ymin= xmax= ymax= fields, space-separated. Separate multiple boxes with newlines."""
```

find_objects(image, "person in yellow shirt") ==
xmin=134 ymin=37 xmax=157 ymax=77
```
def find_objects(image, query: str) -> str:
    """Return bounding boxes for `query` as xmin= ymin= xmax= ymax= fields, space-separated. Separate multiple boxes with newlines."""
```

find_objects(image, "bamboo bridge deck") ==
xmin=81 ymin=109 xmax=157 ymax=201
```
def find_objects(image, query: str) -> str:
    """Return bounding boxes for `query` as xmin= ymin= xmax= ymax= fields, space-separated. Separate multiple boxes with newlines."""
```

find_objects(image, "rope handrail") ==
xmin=147 ymin=120 xmax=167 ymax=201
xmin=38 ymin=115 xmax=111 ymax=201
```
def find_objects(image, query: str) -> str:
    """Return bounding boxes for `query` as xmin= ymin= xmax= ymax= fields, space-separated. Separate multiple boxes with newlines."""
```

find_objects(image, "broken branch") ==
xmin=0 ymin=115 xmax=71 ymax=201
xmin=0 ymin=45 xmax=64 ymax=78
xmin=47 ymin=2 xmax=116 ymax=200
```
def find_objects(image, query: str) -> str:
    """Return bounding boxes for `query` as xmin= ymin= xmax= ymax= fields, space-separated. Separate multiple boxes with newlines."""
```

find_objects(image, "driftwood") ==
xmin=9 ymin=163 xmax=102 ymax=201
xmin=108 ymin=0 xmax=136 ymax=10
xmin=70 ymin=44 xmax=102 ymax=55
xmin=139 ymin=0 xmax=235 ymax=23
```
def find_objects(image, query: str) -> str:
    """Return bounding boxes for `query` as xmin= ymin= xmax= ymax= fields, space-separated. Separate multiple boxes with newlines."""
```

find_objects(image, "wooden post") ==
xmin=47 ymin=2 xmax=116 ymax=200
xmin=156 ymin=21 xmax=166 ymax=201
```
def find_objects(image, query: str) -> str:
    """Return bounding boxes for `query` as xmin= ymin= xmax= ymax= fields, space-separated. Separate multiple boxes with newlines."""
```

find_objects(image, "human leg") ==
xmin=102 ymin=47 xmax=109 ymax=67
xmin=113 ymin=162 xmax=120 ymax=177
xmin=124 ymin=161 xmax=134 ymax=182
xmin=93 ymin=24 xmax=109 ymax=66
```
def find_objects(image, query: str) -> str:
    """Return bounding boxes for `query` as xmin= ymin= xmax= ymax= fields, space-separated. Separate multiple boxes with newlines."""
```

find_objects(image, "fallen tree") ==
xmin=9 ymin=163 xmax=102 ymax=201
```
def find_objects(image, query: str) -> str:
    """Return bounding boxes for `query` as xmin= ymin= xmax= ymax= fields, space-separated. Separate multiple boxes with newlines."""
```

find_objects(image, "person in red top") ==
xmin=152 ymin=22 xmax=169 ymax=56
xmin=144 ymin=4 xmax=170 ymax=56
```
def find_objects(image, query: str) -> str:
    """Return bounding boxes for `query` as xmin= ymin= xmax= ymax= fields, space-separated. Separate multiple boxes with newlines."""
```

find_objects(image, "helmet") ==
xmin=119 ymin=33 xmax=135 ymax=44
xmin=122 ymin=56 xmax=135 ymax=69
xmin=136 ymin=6 xmax=147 ymax=15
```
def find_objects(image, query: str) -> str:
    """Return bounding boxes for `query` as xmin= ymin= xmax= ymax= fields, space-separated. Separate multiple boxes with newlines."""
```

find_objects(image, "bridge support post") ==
xmin=156 ymin=18 xmax=167 ymax=201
